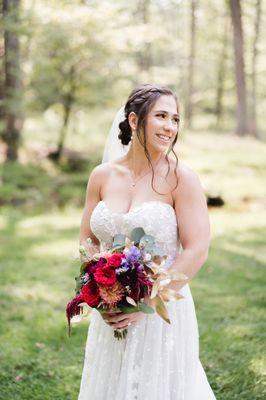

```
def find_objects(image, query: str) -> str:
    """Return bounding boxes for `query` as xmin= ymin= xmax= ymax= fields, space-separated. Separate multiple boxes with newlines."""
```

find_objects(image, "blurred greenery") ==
xmin=1 ymin=0 xmax=266 ymax=152
xmin=0 ymin=159 xmax=98 ymax=209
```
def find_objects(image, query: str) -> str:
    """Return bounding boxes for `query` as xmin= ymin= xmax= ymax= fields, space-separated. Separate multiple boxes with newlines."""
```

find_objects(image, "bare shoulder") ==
xmin=88 ymin=161 xmax=116 ymax=183
xmin=84 ymin=162 xmax=115 ymax=205
xmin=85 ymin=163 xmax=111 ymax=197
xmin=169 ymin=159 xmax=204 ymax=201
xmin=177 ymin=161 xmax=201 ymax=185
xmin=87 ymin=160 xmax=126 ymax=195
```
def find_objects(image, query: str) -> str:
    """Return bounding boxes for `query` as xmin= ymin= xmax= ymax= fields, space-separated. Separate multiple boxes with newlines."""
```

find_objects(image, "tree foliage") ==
xmin=1 ymin=0 xmax=266 ymax=161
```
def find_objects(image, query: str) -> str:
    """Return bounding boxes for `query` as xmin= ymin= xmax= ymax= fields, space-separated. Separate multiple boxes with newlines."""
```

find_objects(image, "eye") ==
xmin=157 ymin=113 xmax=165 ymax=118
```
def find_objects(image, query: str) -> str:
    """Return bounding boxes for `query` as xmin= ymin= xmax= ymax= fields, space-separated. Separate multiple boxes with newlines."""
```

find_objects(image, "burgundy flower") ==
xmin=84 ymin=258 xmax=107 ymax=277
xmin=97 ymin=257 xmax=108 ymax=268
xmin=117 ymin=262 xmax=152 ymax=302
xmin=66 ymin=293 xmax=84 ymax=336
xmin=81 ymin=281 xmax=100 ymax=307
xmin=83 ymin=260 xmax=97 ymax=273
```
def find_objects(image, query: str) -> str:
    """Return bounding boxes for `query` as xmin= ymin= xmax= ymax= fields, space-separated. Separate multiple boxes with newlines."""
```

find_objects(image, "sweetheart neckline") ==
xmin=99 ymin=199 xmax=175 ymax=216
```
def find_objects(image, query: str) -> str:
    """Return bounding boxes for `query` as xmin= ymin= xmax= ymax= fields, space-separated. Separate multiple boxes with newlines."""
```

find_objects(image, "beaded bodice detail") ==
xmin=90 ymin=200 xmax=181 ymax=267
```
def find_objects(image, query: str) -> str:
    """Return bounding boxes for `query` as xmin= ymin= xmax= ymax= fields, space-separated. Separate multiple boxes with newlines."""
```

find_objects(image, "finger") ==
xmin=108 ymin=312 xmax=128 ymax=321
xmin=108 ymin=315 xmax=128 ymax=324
xmin=102 ymin=310 xmax=121 ymax=319
xmin=106 ymin=310 xmax=122 ymax=315
xmin=112 ymin=320 xmax=131 ymax=329
xmin=107 ymin=311 xmax=122 ymax=315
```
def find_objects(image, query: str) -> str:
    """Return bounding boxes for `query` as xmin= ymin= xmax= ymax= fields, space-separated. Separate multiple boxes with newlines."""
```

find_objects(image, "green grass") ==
xmin=193 ymin=209 xmax=266 ymax=399
xmin=0 ymin=208 xmax=86 ymax=399
xmin=0 ymin=207 xmax=265 ymax=399
xmin=0 ymin=127 xmax=266 ymax=399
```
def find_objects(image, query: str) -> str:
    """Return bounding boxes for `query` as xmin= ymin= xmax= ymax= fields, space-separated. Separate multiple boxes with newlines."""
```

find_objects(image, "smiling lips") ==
xmin=156 ymin=134 xmax=171 ymax=143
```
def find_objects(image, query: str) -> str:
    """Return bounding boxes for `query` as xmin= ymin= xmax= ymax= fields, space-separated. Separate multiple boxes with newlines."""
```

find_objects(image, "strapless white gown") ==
xmin=78 ymin=200 xmax=216 ymax=400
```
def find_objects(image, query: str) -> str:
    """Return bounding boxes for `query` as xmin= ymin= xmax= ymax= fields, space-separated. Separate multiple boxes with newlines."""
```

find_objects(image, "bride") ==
xmin=78 ymin=83 xmax=216 ymax=399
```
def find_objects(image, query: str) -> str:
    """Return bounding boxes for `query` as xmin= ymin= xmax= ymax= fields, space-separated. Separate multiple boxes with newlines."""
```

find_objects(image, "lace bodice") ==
xmin=90 ymin=200 xmax=181 ymax=268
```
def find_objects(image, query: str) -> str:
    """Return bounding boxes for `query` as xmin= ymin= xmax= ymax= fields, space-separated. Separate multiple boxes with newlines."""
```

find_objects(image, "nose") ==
xmin=163 ymin=118 xmax=175 ymax=132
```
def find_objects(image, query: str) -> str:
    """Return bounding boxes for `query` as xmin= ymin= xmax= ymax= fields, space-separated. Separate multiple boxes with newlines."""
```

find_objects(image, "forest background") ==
xmin=0 ymin=1 xmax=265 ymax=399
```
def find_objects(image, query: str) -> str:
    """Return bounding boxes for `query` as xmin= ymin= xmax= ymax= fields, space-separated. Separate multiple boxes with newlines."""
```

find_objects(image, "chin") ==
xmin=155 ymin=142 xmax=169 ymax=151
xmin=146 ymin=143 xmax=163 ymax=153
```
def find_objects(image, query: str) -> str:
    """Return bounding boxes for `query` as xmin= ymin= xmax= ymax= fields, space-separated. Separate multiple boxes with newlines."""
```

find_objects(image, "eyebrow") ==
xmin=154 ymin=110 xmax=179 ymax=118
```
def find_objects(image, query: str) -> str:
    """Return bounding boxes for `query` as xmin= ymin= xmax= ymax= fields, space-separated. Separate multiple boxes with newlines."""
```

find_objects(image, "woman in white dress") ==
xmin=78 ymin=83 xmax=216 ymax=399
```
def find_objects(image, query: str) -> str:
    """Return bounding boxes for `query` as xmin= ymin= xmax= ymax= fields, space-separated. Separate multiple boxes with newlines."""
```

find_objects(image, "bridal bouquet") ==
xmin=66 ymin=227 xmax=188 ymax=340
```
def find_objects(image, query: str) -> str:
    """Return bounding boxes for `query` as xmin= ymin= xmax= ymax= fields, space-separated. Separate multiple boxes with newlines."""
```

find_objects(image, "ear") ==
xmin=128 ymin=111 xmax=138 ymax=131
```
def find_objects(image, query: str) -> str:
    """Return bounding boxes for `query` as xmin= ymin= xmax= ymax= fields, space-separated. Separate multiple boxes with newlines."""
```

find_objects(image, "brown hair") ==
xmin=118 ymin=83 xmax=179 ymax=194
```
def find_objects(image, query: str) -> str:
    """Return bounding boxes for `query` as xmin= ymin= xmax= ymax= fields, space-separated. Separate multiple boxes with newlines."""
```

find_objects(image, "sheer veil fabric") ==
xmin=101 ymin=106 xmax=129 ymax=164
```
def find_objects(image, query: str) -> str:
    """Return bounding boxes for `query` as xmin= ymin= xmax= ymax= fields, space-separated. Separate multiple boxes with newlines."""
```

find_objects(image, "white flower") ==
xmin=144 ymin=253 xmax=152 ymax=261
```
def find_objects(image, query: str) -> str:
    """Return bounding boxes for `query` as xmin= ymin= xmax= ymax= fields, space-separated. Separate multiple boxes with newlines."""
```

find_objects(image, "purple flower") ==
xmin=125 ymin=246 xmax=141 ymax=263
xmin=135 ymin=262 xmax=144 ymax=272
xmin=116 ymin=263 xmax=130 ymax=275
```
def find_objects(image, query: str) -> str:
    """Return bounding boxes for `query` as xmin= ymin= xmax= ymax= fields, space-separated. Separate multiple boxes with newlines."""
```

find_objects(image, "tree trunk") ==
xmin=136 ymin=0 xmax=152 ymax=74
xmin=3 ymin=0 xmax=22 ymax=161
xmin=0 ymin=1 xmax=5 ymax=137
xmin=57 ymin=97 xmax=72 ymax=161
xmin=229 ymin=0 xmax=249 ymax=136
xmin=250 ymin=0 xmax=261 ymax=138
xmin=215 ymin=13 xmax=229 ymax=128
xmin=185 ymin=0 xmax=197 ymax=129
xmin=50 ymin=66 xmax=76 ymax=162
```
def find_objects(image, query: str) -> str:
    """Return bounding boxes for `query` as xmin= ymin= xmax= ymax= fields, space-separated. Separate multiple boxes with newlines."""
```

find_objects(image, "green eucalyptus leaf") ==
xmin=138 ymin=302 xmax=155 ymax=314
xmin=80 ymin=262 xmax=87 ymax=273
xmin=75 ymin=275 xmax=82 ymax=293
xmin=111 ymin=245 xmax=124 ymax=253
xmin=150 ymin=246 xmax=166 ymax=257
xmin=112 ymin=233 xmax=126 ymax=247
xmin=130 ymin=227 xmax=146 ymax=245
xmin=143 ymin=243 xmax=156 ymax=254
xmin=139 ymin=234 xmax=155 ymax=248
xmin=118 ymin=304 xmax=139 ymax=314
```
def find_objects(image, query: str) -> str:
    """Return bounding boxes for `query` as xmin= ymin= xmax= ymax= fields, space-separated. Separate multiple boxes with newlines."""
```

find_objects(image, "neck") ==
xmin=126 ymin=138 xmax=163 ymax=176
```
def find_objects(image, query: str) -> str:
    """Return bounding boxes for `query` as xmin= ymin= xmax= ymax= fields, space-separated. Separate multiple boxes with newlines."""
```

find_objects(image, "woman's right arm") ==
xmin=79 ymin=164 xmax=107 ymax=252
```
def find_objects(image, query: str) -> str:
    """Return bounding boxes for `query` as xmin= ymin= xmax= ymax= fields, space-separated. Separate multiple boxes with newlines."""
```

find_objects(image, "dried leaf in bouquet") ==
xmin=151 ymin=295 xmax=171 ymax=324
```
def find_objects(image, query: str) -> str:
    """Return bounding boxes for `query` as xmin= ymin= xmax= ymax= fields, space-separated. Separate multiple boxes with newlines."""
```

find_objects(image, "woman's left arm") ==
xmin=166 ymin=163 xmax=210 ymax=292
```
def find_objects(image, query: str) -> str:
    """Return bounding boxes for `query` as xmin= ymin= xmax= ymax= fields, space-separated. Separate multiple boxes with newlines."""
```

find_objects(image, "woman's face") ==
xmin=144 ymin=95 xmax=179 ymax=153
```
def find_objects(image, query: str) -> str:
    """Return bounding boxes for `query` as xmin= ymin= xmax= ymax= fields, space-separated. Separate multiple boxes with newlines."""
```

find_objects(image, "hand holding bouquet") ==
xmin=66 ymin=227 xmax=188 ymax=339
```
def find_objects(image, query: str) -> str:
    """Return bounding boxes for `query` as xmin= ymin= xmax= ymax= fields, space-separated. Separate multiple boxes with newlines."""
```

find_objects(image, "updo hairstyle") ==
xmin=118 ymin=83 xmax=179 ymax=147
xmin=118 ymin=83 xmax=180 ymax=194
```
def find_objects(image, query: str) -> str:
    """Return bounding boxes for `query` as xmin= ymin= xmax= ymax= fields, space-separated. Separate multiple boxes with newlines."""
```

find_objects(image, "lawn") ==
xmin=0 ymin=131 xmax=265 ymax=399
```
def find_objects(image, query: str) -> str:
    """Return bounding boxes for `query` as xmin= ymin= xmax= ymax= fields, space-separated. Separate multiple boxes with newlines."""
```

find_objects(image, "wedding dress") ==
xmin=78 ymin=199 xmax=216 ymax=400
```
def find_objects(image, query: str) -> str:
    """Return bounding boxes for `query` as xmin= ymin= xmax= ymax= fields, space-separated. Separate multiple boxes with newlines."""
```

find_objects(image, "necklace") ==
xmin=130 ymin=153 xmax=163 ymax=187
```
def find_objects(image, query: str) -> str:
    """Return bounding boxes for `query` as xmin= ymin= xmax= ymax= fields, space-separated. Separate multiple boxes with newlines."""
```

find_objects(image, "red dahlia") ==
xmin=81 ymin=281 xmax=100 ymax=307
xmin=107 ymin=253 xmax=124 ymax=268
xmin=94 ymin=265 xmax=117 ymax=286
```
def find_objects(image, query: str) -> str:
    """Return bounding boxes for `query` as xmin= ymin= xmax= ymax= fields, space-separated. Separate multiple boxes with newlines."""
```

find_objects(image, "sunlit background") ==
xmin=0 ymin=1 xmax=265 ymax=399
